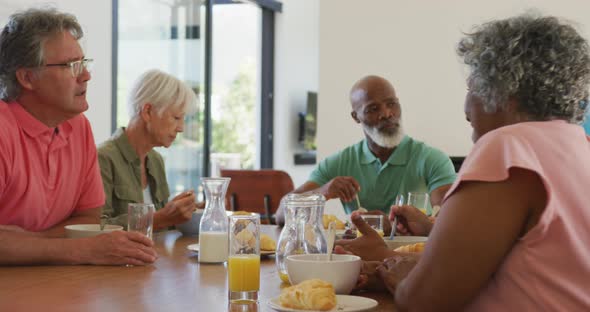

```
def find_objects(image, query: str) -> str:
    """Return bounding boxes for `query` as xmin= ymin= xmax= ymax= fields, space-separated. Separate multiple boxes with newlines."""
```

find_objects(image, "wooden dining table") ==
xmin=0 ymin=225 xmax=396 ymax=311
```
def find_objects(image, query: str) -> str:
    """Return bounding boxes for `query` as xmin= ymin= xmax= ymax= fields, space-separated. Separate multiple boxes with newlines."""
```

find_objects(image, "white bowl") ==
xmin=65 ymin=224 xmax=124 ymax=238
xmin=384 ymin=236 xmax=428 ymax=250
xmin=176 ymin=209 xmax=204 ymax=236
xmin=286 ymin=254 xmax=361 ymax=294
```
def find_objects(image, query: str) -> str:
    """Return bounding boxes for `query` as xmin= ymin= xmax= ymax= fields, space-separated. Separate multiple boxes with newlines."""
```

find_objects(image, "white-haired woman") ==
xmin=98 ymin=69 xmax=199 ymax=230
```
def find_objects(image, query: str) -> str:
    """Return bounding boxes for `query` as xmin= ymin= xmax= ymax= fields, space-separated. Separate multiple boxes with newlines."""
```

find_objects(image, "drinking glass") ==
xmin=127 ymin=203 xmax=155 ymax=239
xmin=228 ymin=213 xmax=261 ymax=303
xmin=357 ymin=214 xmax=384 ymax=237
xmin=407 ymin=192 xmax=430 ymax=216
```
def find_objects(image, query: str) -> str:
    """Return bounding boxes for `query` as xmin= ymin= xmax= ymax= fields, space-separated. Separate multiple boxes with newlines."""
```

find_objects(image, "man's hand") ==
xmin=76 ymin=231 xmax=157 ymax=266
xmin=154 ymin=191 xmax=196 ymax=229
xmin=335 ymin=212 xmax=394 ymax=261
xmin=318 ymin=176 xmax=360 ymax=202
xmin=377 ymin=253 xmax=420 ymax=296
xmin=390 ymin=205 xmax=434 ymax=236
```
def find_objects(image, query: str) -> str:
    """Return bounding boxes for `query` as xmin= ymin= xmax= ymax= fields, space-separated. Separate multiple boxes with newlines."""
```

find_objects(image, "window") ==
xmin=113 ymin=0 xmax=281 ymax=196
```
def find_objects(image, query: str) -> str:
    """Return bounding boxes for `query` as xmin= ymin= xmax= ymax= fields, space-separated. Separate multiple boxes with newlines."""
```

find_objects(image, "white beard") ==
xmin=363 ymin=122 xmax=405 ymax=148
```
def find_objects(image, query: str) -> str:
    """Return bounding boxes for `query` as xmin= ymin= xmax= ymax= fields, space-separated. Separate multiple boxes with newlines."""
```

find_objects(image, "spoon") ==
xmin=389 ymin=194 xmax=404 ymax=240
xmin=100 ymin=214 xmax=109 ymax=231
xmin=326 ymin=221 xmax=336 ymax=261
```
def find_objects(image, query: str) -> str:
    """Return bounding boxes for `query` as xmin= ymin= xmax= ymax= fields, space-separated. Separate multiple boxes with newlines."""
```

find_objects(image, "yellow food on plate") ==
xmin=279 ymin=279 xmax=337 ymax=311
xmin=232 ymin=211 xmax=252 ymax=216
xmin=260 ymin=233 xmax=276 ymax=251
xmin=394 ymin=242 xmax=425 ymax=253
xmin=279 ymin=271 xmax=291 ymax=284
xmin=322 ymin=214 xmax=345 ymax=230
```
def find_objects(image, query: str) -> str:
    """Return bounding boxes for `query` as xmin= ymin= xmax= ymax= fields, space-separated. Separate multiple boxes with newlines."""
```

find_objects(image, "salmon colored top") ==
xmin=443 ymin=120 xmax=590 ymax=311
xmin=0 ymin=101 xmax=105 ymax=231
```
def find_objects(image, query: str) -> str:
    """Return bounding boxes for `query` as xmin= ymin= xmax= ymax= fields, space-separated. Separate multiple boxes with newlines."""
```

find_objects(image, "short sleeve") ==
xmin=422 ymin=147 xmax=457 ymax=192
xmin=97 ymin=148 xmax=114 ymax=214
xmin=443 ymin=129 xmax=541 ymax=201
xmin=308 ymin=152 xmax=342 ymax=186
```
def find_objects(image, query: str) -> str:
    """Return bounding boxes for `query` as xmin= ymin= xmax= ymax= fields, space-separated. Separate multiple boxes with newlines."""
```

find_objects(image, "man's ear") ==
xmin=351 ymin=110 xmax=360 ymax=123
xmin=15 ymin=68 xmax=36 ymax=91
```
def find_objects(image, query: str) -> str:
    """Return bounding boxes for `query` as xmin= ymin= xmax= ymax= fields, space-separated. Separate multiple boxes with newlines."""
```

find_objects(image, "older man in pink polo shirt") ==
xmin=0 ymin=8 xmax=156 ymax=265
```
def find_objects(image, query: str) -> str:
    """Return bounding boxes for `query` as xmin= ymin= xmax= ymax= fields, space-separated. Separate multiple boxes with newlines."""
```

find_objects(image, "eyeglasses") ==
xmin=44 ymin=58 xmax=94 ymax=77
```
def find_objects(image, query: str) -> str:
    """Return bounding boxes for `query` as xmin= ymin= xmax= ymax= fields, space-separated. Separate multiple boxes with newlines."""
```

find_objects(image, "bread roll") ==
xmin=232 ymin=211 xmax=251 ymax=216
xmin=260 ymin=234 xmax=276 ymax=251
xmin=279 ymin=279 xmax=337 ymax=311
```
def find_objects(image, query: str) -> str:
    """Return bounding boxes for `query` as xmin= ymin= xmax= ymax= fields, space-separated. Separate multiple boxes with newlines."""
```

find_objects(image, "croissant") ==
xmin=394 ymin=242 xmax=425 ymax=253
xmin=260 ymin=234 xmax=276 ymax=251
xmin=279 ymin=279 xmax=336 ymax=311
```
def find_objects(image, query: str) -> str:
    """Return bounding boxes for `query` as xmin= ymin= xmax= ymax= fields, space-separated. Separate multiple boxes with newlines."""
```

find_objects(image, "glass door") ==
xmin=116 ymin=0 xmax=205 ymax=195
xmin=210 ymin=2 xmax=262 ymax=176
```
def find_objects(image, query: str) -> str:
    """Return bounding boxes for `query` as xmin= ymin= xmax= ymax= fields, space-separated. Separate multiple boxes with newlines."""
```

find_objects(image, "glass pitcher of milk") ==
xmin=275 ymin=193 xmax=327 ymax=283
xmin=198 ymin=177 xmax=231 ymax=263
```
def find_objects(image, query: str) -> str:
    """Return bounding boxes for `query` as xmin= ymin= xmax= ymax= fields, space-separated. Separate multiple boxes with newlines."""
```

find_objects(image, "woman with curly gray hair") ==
xmin=337 ymin=13 xmax=590 ymax=311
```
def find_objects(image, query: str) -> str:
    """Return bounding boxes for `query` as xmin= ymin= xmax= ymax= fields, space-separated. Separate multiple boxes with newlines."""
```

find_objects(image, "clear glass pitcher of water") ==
xmin=275 ymin=193 xmax=327 ymax=283
xmin=198 ymin=177 xmax=231 ymax=263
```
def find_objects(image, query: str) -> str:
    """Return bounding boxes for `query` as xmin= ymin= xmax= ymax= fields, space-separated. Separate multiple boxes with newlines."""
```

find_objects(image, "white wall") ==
xmin=60 ymin=0 xmax=112 ymax=144
xmin=0 ymin=0 xmax=112 ymax=144
xmin=273 ymin=0 xmax=319 ymax=186
xmin=318 ymin=0 xmax=590 ymax=159
xmin=1 ymin=0 xmax=316 ymax=186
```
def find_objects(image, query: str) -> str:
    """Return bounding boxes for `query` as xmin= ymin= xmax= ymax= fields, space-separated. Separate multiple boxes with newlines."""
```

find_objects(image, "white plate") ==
xmin=186 ymin=244 xmax=275 ymax=256
xmin=267 ymin=295 xmax=378 ymax=312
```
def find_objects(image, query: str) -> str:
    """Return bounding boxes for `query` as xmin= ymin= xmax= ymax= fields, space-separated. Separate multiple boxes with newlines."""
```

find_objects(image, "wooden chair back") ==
xmin=220 ymin=169 xmax=295 ymax=224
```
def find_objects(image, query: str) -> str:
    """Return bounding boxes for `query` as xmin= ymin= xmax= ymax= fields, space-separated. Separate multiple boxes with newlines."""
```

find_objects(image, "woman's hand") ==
xmin=377 ymin=253 xmax=420 ymax=296
xmin=390 ymin=205 xmax=434 ymax=236
xmin=154 ymin=191 xmax=196 ymax=229
xmin=335 ymin=212 xmax=394 ymax=261
xmin=354 ymin=261 xmax=387 ymax=292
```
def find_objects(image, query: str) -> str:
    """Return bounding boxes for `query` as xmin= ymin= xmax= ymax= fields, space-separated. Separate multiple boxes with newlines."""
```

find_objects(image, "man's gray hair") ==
xmin=0 ymin=8 xmax=83 ymax=101
xmin=458 ymin=13 xmax=590 ymax=123
xmin=127 ymin=69 xmax=197 ymax=119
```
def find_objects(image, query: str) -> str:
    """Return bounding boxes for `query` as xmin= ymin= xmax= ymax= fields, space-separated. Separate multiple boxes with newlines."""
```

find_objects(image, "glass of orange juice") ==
xmin=407 ymin=192 xmax=430 ymax=215
xmin=228 ymin=213 xmax=261 ymax=304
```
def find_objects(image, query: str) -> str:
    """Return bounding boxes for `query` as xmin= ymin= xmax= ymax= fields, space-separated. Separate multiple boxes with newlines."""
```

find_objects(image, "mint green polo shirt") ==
xmin=309 ymin=136 xmax=456 ymax=214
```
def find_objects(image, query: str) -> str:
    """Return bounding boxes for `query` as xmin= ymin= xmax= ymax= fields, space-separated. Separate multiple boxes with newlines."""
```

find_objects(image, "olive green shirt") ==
xmin=97 ymin=128 xmax=170 ymax=227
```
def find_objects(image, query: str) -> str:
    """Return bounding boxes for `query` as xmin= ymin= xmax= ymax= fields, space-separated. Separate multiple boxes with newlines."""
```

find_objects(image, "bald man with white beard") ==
xmin=275 ymin=75 xmax=456 ymax=235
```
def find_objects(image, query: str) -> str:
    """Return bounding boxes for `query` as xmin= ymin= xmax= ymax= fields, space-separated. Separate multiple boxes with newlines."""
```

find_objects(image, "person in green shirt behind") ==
xmin=276 ymin=75 xmax=456 ymax=235
xmin=98 ymin=69 xmax=200 ymax=230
